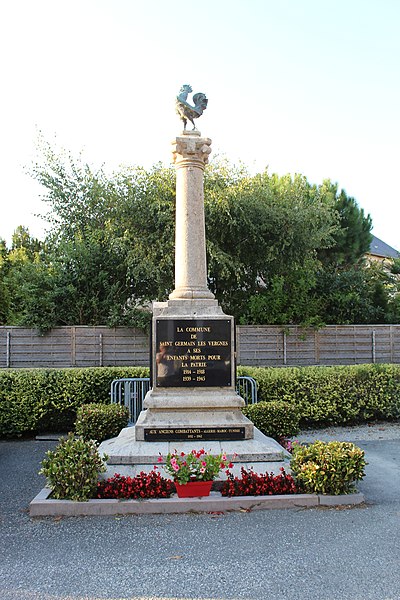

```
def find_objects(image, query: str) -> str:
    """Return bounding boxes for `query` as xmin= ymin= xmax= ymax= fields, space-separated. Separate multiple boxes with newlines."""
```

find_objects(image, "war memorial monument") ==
xmin=99 ymin=86 xmax=287 ymax=476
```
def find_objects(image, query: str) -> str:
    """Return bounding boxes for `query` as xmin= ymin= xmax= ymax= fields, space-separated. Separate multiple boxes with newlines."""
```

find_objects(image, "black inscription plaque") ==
xmin=144 ymin=427 xmax=245 ymax=441
xmin=155 ymin=319 xmax=232 ymax=388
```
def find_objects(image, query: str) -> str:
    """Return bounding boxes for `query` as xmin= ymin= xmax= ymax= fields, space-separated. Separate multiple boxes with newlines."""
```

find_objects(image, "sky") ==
xmin=1 ymin=0 xmax=400 ymax=249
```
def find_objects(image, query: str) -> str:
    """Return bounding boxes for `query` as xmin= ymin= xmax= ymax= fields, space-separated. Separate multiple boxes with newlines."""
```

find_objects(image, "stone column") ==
xmin=169 ymin=131 xmax=214 ymax=300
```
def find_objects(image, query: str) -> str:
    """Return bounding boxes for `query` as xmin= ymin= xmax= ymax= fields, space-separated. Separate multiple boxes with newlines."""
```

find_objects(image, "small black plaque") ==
xmin=155 ymin=318 xmax=232 ymax=388
xmin=144 ymin=427 xmax=245 ymax=441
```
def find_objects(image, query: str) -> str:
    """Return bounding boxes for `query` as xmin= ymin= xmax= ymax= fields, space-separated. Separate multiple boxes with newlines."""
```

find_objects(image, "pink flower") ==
xmin=200 ymin=467 xmax=206 ymax=474
xmin=222 ymin=454 xmax=227 ymax=461
xmin=201 ymin=461 xmax=207 ymax=467
xmin=157 ymin=456 xmax=163 ymax=463
xmin=172 ymin=463 xmax=180 ymax=472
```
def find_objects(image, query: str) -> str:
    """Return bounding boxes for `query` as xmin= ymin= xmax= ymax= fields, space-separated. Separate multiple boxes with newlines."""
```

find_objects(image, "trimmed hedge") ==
xmin=2 ymin=363 xmax=400 ymax=438
xmin=242 ymin=401 xmax=300 ymax=440
xmin=238 ymin=364 xmax=400 ymax=427
xmin=0 ymin=366 xmax=149 ymax=437
xmin=75 ymin=403 xmax=130 ymax=443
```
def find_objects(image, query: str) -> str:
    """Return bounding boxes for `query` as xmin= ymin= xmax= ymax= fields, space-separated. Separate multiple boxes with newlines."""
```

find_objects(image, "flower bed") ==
xmin=97 ymin=472 xmax=175 ymax=499
xmin=34 ymin=439 xmax=367 ymax=514
xmin=221 ymin=467 xmax=297 ymax=497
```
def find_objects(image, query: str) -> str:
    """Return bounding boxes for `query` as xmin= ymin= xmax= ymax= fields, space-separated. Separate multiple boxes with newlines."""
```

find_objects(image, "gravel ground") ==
xmin=1 ymin=424 xmax=400 ymax=600
xmin=297 ymin=419 xmax=400 ymax=442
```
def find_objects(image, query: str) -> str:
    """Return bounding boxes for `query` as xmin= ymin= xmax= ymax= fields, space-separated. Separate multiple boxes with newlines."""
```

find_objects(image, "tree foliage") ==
xmin=318 ymin=182 xmax=373 ymax=267
xmin=1 ymin=140 xmax=399 ymax=329
xmin=204 ymin=166 xmax=337 ymax=319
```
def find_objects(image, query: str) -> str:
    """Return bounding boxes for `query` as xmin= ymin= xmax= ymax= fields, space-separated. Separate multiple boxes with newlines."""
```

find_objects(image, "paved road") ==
xmin=1 ymin=436 xmax=400 ymax=600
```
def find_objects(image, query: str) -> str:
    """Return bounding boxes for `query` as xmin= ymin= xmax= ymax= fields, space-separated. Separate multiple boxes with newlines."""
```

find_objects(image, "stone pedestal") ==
xmin=134 ymin=299 xmax=254 ymax=442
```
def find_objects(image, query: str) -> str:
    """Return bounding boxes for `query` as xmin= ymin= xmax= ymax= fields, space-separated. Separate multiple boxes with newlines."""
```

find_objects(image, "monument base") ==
xmin=98 ymin=425 xmax=290 ymax=480
xmin=141 ymin=297 xmax=253 ymax=440
xmin=135 ymin=388 xmax=253 ymax=441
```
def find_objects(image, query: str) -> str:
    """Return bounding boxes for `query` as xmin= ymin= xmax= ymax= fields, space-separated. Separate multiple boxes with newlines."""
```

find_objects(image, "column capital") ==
xmin=171 ymin=134 xmax=212 ymax=167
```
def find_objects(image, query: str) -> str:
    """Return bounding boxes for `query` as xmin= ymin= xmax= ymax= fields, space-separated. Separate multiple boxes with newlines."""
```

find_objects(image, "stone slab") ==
xmin=318 ymin=493 xmax=365 ymax=506
xmin=35 ymin=433 xmax=66 ymax=441
xmin=29 ymin=487 xmax=365 ymax=517
xmin=155 ymin=298 xmax=223 ymax=316
xmin=143 ymin=389 xmax=246 ymax=409
xmin=135 ymin=405 xmax=254 ymax=441
xmin=98 ymin=426 xmax=289 ymax=465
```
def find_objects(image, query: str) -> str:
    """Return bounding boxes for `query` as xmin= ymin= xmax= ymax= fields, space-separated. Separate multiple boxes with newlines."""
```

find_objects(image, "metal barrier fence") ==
xmin=111 ymin=376 xmax=258 ymax=424
xmin=110 ymin=378 xmax=151 ymax=424
xmin=236 ymin=376 xmax=258 ymax=405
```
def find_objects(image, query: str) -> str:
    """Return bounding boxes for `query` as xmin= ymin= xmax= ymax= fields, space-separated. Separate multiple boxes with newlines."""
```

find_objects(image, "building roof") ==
xmin=369 ymin=235 xmax=399 ymax=259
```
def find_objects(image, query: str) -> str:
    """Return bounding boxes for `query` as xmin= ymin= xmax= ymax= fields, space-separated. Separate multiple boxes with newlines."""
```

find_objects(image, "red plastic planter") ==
xmin=174 ymin=480 xmax=213 ymax=498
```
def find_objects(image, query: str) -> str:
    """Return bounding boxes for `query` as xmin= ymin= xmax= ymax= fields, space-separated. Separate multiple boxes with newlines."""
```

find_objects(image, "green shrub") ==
xmin=290 ymin=440 xmax=367 ymax=495
xmin=75 ymin=403 xmax=129 ymax=442
xmin=0 ymin=366 xmax=149 ymax=437
xmin=238 ymin=364 xmax=400 ymax=427
xmin=39 ymin=433 xmax=108 ymax=501
xmin=242 ymin=401 xmax=300 ymax=440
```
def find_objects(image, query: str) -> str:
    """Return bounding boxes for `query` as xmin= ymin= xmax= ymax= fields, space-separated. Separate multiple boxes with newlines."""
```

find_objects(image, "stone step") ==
xmin=98 ymin=426 xmax=289 ymax=464
xmin=98 ymin=425 xmax=291 ymax=480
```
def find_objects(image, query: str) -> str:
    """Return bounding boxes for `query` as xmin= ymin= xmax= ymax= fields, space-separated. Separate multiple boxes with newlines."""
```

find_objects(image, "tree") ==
xmin=313 ymin=266 xmax=386 ymax=324
xmin=204 ymin=166 xmax=338 ymax=321
xmin=0 ymin=228 xmax=55 ymax=328
xmin=0 ymin=238 xmax=9 ymax=323
xmin=11 ymin=225 xmax=42 ymax=256
xmin=318 ymin=182 xmax=372 ymax=267
xmin=27 ymin=142 xmax=176 ymax=328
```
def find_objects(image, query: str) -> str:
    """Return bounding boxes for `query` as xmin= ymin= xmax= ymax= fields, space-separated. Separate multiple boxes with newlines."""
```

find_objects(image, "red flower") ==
xmin=220 ymin=467 xmax=297 ymax=497
xmin=96 ymin=470 xmax=175 ymax=500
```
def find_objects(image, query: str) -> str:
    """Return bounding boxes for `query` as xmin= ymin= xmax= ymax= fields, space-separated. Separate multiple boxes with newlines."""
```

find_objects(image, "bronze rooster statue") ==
xmin=176 ymin=84 xmax=208 ymax=131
